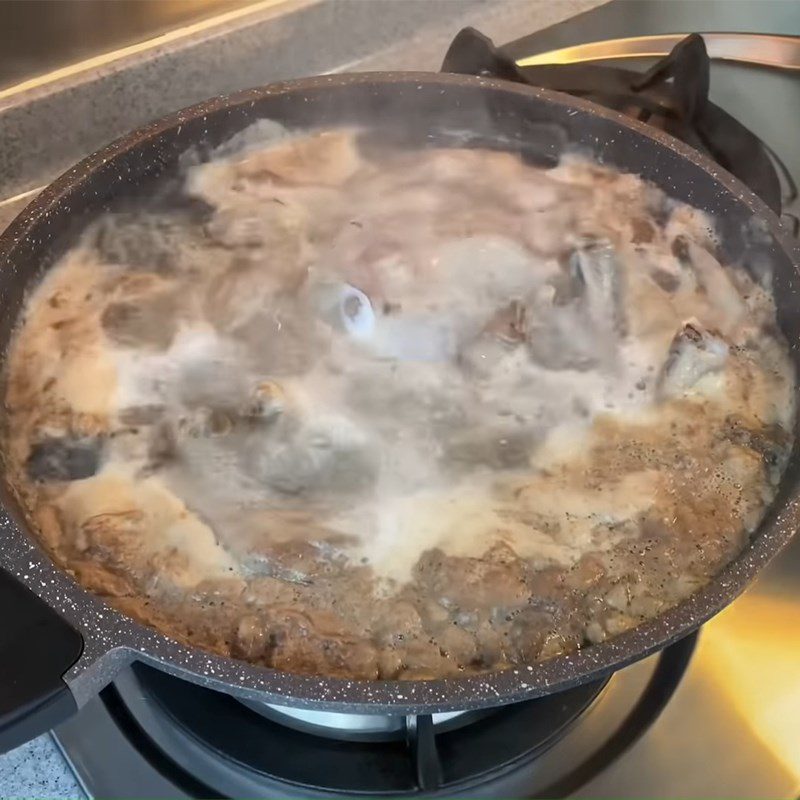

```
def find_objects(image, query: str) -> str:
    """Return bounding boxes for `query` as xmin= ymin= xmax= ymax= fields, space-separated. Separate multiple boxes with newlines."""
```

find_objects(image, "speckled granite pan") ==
xmin=0 ymin=72 xmax=798 ymax=752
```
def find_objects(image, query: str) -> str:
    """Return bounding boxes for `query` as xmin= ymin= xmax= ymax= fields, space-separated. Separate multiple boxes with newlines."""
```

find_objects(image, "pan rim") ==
xmin=0 ymin=70 xmax=798 ymax=713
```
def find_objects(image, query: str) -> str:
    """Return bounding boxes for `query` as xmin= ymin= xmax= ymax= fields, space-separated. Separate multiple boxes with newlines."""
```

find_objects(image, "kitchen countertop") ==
xmin=0 ymin=0 xmax=598 ymax=219
xmin=0 ymin=736 xmax=86 ymax=799
xmin=0 ymin=1 xmax=600 ymax=797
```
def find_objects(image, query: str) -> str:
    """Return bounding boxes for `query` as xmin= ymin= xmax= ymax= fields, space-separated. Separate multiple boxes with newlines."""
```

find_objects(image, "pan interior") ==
xmin=0 ymin=76 xmax=797 ymax=697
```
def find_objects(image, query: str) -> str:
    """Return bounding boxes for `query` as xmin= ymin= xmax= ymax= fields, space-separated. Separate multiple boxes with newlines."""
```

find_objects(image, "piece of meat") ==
xmin=249 ymin=416 xmax=378 ymax=497
xmin=241 ymin=381 xmax=287 ymax=421
xmin=372 ymin=600 xmax=424 ymax=647
xmin=649 ymin=264 xmax=682 ymax=293
xmin=472 ymin=622 xmax=509 ymax=669
xmin=101 ymin=293 xmax=178 ymax=350
xmin=720 ymin=416 xmax=791 ymax=468
xmin=458 ymin=332 xmax=519 ymax=379
xmin=203 ymin=200 xmax=308 ymax=274
xmin=631 ymin=217 xmax=656 ymax=244
xmin=526 ymin=292 xmax=606 ymax=370
xmin=432 ymin=622 xmax=478 ymax=667
xmin=205 ymin=208 xmax=274 ymax=249
xmin=233 ymin=614 xmax=268 ymax=659
xmin=26 ymin=435 xmax=103 ymax=482
xmin=569 ymin=238 xmax=627 ymax=336
xmin=260 ymin=606 xmax=379 ymax=679
xmin=508 ymin=607 xmax=557 ymax=662
xmin=482 ymin=300 xmax=528 ymax=344
xmin=217 ymin=506 xmax=355 ymax=585
xmin=235 ymin=131 xmax=362 ymax=187
xmin=92 ymin=211 xmax=205 ymax=272
xmin=656 ymin=320 xmax=729 ymax=399
xmin=238 ymin=541 xmax=330 ymax=586
xmin=118 ymin=405 xmax=166 ymax=427
xmin=203 ymin=271 xmax=323 ymax=377
xmin=525 ymin=239 xmax=625 ymax=371
xmin=398 ymin=648 xmax=461 ymax=679
xmin=177 ymin=407 xmax=235 ymax=438
xmin=72 ymin=508 xmax=145 ymax=564
xmin=671 ymin=236 xmax=747 ymax=329
xmin=414 ymin=545 xmax=531 ymax=611
xmin=69 ymin=560 xmax=136 ymax=598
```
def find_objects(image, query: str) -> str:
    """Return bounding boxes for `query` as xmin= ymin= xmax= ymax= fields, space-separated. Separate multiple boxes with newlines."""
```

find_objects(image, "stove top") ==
xmin=443 ymin=28 xmax=793 ymax=222
xmin=503 ymin=0 xmax=800 ymax=226
xmin=54 ymin=639 xmax=696 ymax=798
xmin=53 ymin=2 xmax=800 ymax=797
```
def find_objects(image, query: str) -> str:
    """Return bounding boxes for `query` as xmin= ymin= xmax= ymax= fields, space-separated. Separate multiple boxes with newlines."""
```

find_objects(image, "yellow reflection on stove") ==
xmin=700 ymin=594 xmax=800 ymax=782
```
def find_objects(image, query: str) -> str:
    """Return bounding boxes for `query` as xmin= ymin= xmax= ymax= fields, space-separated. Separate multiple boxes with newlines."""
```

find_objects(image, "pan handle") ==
xmin=0 ymin=567 xmax=83 ymax=753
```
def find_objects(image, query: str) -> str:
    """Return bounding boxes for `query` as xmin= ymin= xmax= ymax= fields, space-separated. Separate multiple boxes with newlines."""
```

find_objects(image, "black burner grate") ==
xmin=114 ymin=662 xmax=607 ymax=797
xmin=94 ymin=634 xmax=698 ymax=798
xmin=441 ymin=27 xmax=797 ymax=223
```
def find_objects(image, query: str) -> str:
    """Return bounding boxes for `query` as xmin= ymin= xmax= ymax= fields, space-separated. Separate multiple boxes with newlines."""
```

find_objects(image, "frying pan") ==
xmin=0 ymin=72 xmax=798 ymax=753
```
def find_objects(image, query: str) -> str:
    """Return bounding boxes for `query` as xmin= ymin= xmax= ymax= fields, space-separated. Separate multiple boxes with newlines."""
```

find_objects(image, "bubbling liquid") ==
xmin=4 ymin=127 xmax=794 ymax=679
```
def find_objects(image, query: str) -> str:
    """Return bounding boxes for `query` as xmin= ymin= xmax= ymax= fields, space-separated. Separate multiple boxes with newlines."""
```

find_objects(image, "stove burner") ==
xmin=243 ymin=700 xmax=484 ymax=742
xmin=109 ymin=663 xmax=607 ymax=796
xmin=84 ymin=635 xmax=696 ymax=798
xmin=442 ymin=28 xmax=796 ymax=220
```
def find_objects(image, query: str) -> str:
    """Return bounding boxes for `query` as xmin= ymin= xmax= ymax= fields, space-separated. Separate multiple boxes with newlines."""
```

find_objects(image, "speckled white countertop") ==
xmin=0 ymin=736 xmax=84 ymax=799
xmin=0 ymin=1 xmax=600 ymax=797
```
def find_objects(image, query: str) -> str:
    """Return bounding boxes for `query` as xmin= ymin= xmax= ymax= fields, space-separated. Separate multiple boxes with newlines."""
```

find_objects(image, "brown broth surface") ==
xmin=4 ymin=128 xmax=795 ymax=679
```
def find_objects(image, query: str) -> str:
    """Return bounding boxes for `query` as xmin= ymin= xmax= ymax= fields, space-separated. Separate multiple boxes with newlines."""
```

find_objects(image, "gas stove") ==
xmin=51 ymin=2 xmax=800 ymax=797
xmin=53 ymin=639 xmax=694 ymax=798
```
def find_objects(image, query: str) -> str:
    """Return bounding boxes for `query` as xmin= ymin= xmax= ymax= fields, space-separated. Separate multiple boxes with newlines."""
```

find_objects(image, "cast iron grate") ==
xmin=442 ymin=27 xmax=798 ymax=233
xmin=101 ymin=634 xmax=696 ymax=798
